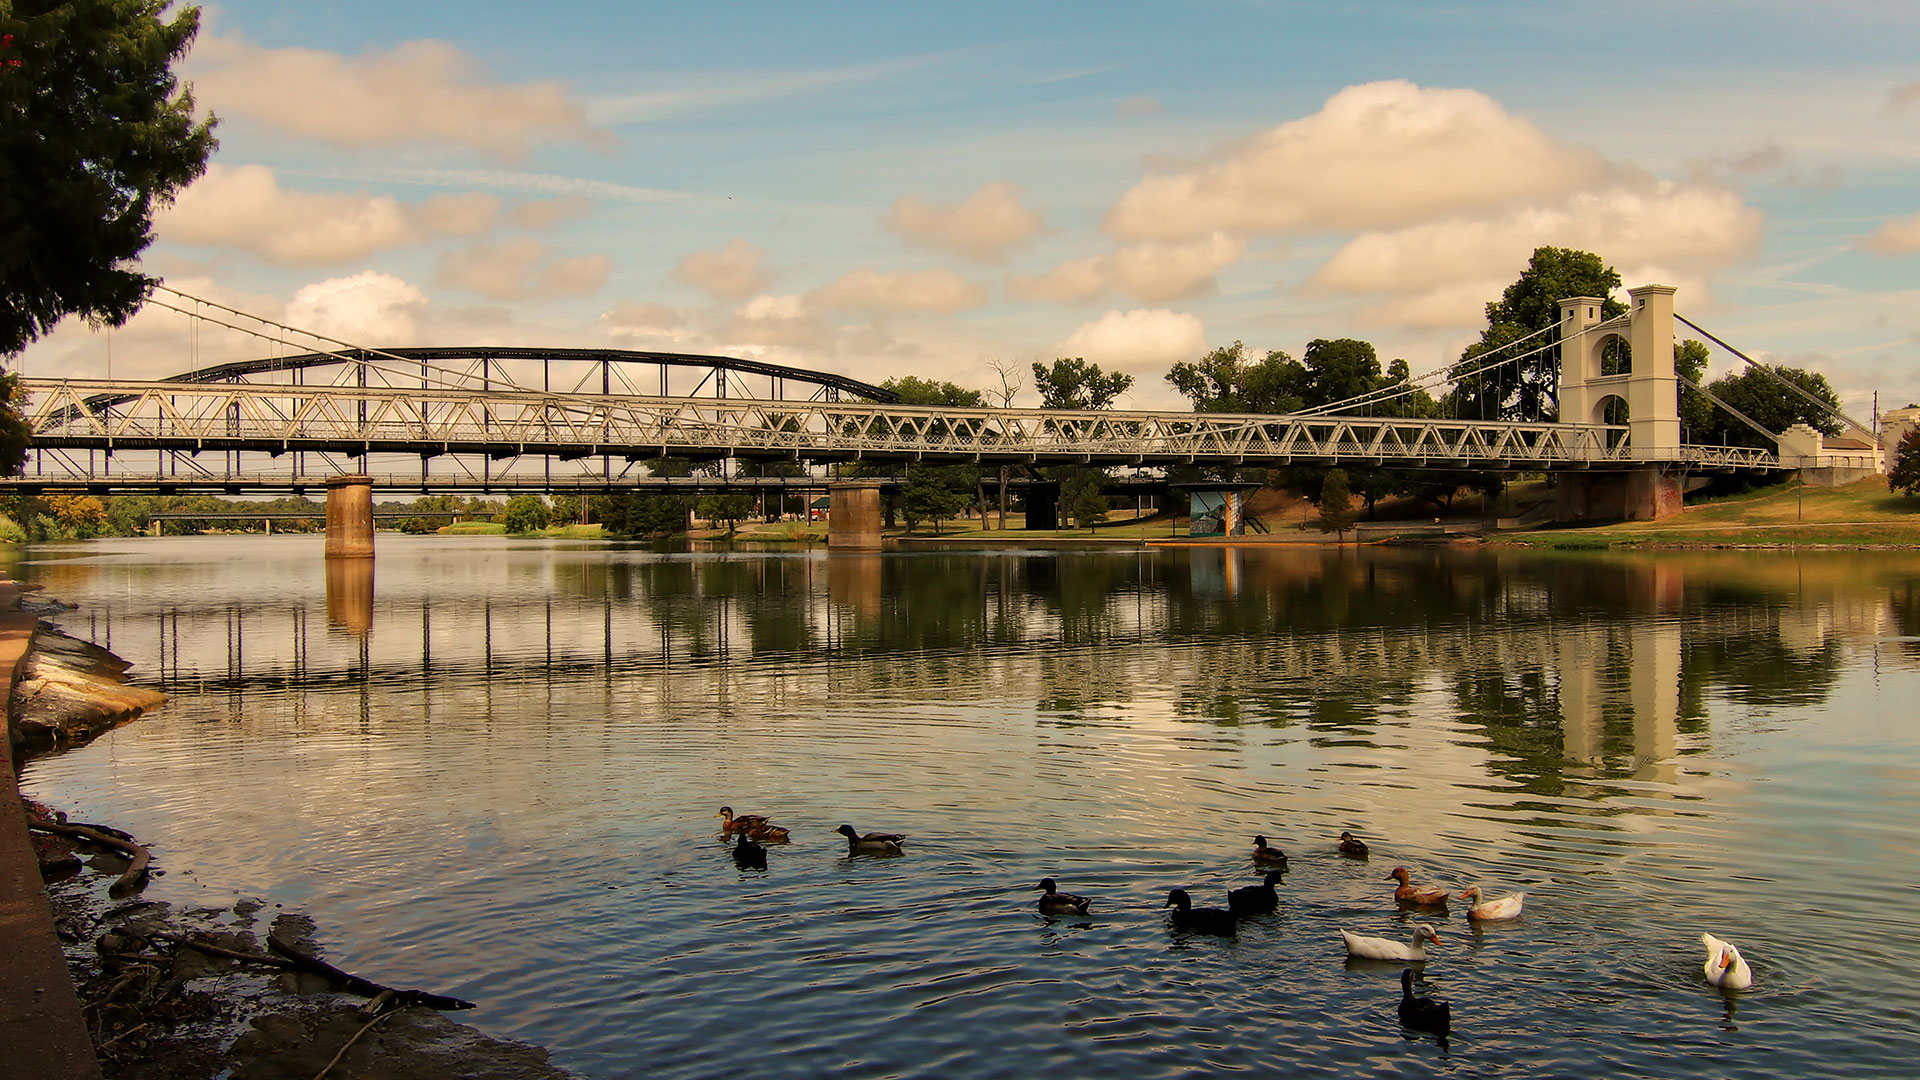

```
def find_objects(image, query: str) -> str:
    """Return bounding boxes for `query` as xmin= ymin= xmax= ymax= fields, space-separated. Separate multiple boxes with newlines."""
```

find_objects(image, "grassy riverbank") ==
xmin=1500 ymin=477 xmax=1920 ymax=548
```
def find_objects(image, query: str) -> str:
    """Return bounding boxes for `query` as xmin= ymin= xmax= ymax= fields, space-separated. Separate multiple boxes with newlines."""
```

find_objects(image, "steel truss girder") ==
xmin=19 ymin=379 xmax=1663 ymax=469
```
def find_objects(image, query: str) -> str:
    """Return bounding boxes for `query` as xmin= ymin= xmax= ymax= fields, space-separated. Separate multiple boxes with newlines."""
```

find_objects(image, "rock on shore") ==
xmin=9 ymin=625 xmax=167 ymax=758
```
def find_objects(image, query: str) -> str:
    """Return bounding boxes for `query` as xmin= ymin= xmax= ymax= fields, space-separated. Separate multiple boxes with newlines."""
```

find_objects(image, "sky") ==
xmin=17 ymin=0 xmax=1920 ymax=417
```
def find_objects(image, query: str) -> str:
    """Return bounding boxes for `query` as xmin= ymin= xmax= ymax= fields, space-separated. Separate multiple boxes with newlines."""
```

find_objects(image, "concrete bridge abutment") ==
xmin=324 ymin=474 xmax=375 ymax=558
xmin=1553 ymin=469 xmax=1683 ymax=523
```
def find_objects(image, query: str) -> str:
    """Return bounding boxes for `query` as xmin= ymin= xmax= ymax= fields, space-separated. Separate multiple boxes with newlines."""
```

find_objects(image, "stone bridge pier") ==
xmin=828 ymin=481 xmax=885 ymax=551
xmin=324 ymin=474 xmax=375 ymax=558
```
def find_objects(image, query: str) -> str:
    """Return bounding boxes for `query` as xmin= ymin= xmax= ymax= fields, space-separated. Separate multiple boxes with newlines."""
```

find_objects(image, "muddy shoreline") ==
xmin=14 ymin=608 xmax=577 ymax=1080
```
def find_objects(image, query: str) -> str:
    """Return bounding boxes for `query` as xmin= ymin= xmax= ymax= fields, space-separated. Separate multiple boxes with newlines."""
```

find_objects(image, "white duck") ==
xmin=1458 ymin=885 xmax=1525 ymax=921
xmin=1339 ymin=924 xmax=1442 ymax=962
xmin=1702 ymin=932 xmax=1753 ymax=990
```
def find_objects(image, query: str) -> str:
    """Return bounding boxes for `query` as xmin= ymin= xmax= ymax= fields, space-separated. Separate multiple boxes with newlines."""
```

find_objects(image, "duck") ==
xmin=1338 ymin=831 xmax=1370 ymax=857
xmin=1458 ymin=885 xmax=1524 ymax=921
xmin=1702 ymin=932 xmax=1754 ymax=990
xmin=1251 ymin=835 xmax=1289 ymax=866
xmin=835 ymin=824 xmax=904 ymax=855
xmin=1398 ymin=968 xmax=1451 ymax=1035
xmin=732 ymin=834 xmax=767 ymax=870
xmin=1387 ymin=867 xmax=1449 ymax=907
xmin=717 ymin=806 xmax=770 ymax=833
xmin=1339 ymin=923 xmax=1441 ymax=962
xmin=744 ymin=823 xmax=791 ymax=844
xmin=1226 ymin=870 xmax=1285 ymax=916
xmin=1165 ymin=889 xmax=1237 ymax=936
xmin=1035 ymin=878 xmax=1092 ymax=917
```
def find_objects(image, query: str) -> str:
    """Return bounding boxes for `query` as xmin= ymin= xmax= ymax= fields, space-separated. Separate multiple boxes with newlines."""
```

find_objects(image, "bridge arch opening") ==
xmin=1598 ymin=394 xmax=1630 ymax=447
xmin=1598 ymin=334 xmax=1632 ymax=376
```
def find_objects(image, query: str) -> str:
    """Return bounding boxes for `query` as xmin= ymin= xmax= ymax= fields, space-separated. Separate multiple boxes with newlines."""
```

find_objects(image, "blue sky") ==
xmin=21 ymin=1 xmax=1920 ymax=416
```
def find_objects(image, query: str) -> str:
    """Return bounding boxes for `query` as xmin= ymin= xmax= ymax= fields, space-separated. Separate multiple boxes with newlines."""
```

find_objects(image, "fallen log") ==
xmin=27 ymin=818 xmax=151 ymax=895
xmin=150 ymin=931 xmax=295 ymax=969
xmin=268 ymin=933 xmax=476 ymax=1011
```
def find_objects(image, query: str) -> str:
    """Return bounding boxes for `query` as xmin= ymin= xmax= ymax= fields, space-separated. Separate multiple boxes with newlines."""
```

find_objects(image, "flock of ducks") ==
xmin=716 ymin=807 xmax=1756 ymax=1036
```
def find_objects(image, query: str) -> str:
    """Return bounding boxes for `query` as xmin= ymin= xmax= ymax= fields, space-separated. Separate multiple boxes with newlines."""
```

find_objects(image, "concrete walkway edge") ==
xmin=0 ymin=572 xmax=101 ymax=1080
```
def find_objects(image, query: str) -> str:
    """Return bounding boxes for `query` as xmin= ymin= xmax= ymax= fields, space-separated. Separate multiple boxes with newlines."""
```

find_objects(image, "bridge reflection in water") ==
xmin=25 ymin=538 xmax=1909 ymax=792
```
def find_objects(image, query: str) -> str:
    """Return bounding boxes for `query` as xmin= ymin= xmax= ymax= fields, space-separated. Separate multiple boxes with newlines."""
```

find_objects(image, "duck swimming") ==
xmin=1165 ymin=889 xmax=1237 ymax=936
xmin=835 ymin=824 xmax=905 ymax=855
xmin=1702 ymin=932 xmax=1754 ymax=990
xmin=732 ymin=834 xmax=767 ymax=870
xmin=1338 ymin=831 xmax=1370 ymax=857
xmin=1398 ymin=968 xmax=1451 ymax=1035
xmin=1339 ymin=923 xmax=1442 ymax=962
xmin=1459 ymin=885 xmax=1524 ymax=921
xmin=744 ymin=823 xmax=791 ymax=843
xmin=1251 ymin=835 xmax=1288 ymax=866
xmin=1035 ymin=879 xmax=1092 ymax=916
xmin=717 ymin=806 xmax=770 ymax=833
xmin=1226 ymin=870 xmax=1285 ymax=916
xmin=1387 ymin=867 xmax=1449 ymax=907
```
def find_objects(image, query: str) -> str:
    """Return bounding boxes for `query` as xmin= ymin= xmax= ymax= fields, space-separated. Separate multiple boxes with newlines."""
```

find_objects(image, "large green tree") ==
xmin=1889 ymin=427 xmax=1920 ymax=497
xmin=1450 ymin=246 xmax=1626 ymax=422
xmin=1031 ymin=357 xmax=1133 ymax=410
xmin=2 ymin=2 xmax=217 ymax=356
xmin=1693 ymin=365 xmax=1844 ymax=449
xmin=1166 ymin=341 xmax=1307 ymax=414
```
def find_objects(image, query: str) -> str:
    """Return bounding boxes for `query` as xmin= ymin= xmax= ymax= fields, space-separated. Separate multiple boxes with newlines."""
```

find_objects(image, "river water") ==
xmin=12 ymin=536 xmax=1920 ymax=1078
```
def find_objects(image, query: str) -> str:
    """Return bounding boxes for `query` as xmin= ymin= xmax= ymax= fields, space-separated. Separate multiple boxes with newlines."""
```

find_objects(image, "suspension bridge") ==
xmin=5 ymin=283 xmax=1880 ymax=551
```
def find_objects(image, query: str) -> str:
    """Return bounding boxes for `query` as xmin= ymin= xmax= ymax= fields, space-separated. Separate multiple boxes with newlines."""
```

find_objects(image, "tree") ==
xmin=1890 ymin=428 xmax=1920 ymax=497
xmin=1675 ymin=339 xmax=1713 ymax=440
xmin=1316 ymin=468 xmax=1359 ymax=540
xmin=1070 ymin=485 xmax=1108 ymax=532
xmin=593 ymin=492 xmax=693 ymax=538
xmin=697 ymin=491 xmax=754 ymax=536
xmin=502 ymin=494 xmax=550 ymax=534
xmin=1166 ymin=341 xmax=1307 ymax=414
xmin=2 ymin=2 xmax=218 ymax=359
xmin=43 ymin=492 xmax=107 ymax=536
xmin=1031 ymin=357 xmax=1133 ymax=410
xmin=1693 ymin=365 xmax=1844 ymax=449
xmin=898 ymin=466 xmax=968 ymax=533
xmin=1450 ymin=247 xmax=1626 ymax=421
xmin=882 ymin=376 xmax=986 ymax=408
xmin=549 ymin=492 xmax=582 ymax=525
xmin=1302 ymin=338 xmax=1384 ymax=409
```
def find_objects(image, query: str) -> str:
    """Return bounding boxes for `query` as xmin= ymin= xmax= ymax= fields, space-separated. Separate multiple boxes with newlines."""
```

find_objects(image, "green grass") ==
xmin=1501 ymin=477 xmax=1920 ymax=548
xmin=440 ymin=521 xmax=506 ymax=535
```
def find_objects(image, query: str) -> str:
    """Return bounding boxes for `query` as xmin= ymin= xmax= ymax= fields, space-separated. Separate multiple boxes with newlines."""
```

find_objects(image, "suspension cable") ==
xmin=1674 ymin=313 xmax=1873 ymax=435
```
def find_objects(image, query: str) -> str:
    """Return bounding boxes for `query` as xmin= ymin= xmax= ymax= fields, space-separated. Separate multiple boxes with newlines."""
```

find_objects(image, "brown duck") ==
xmin=1387 ymin=866 xmax=1450 ymax=907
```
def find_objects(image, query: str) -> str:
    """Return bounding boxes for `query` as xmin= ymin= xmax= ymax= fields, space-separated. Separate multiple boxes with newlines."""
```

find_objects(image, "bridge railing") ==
xmin=19 ymin=379 xmax=1642 ymax=468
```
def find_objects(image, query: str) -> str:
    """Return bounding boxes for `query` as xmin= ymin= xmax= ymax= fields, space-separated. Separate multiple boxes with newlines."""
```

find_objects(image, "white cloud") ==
xmin=600 ymin=302 xmax=689 ymax=343
xmin=1889 ymin=81 xmax=1920 ymax=113
xmin=436 ymin=238 xmax=612 ymax=300
xmin=1861 ymin=212 xmax=1920 ymax=255
xmin=285 ymin=272 xmax=430 ymax=346
xmin=1059 ymin=309 xmax=1209 ymax=372
xmin=721 ymin=294 xmax=832 ymax=349
xmin=1009 ymin=234 xmax=1244 ymax=304
xmin=810 ymin=267 xmax=987 ymax=315
xmin=1309 ymin=181 xmax=1762 ymax=328
xmin=1105 ymin=80 xmax=1610 ymax=242
xmin=1117 ymin=96 xmax=1162 ymax=118
xmin=886 ymin=182 xmax=1043 ymax=263
xmin=161 ymin=164 xmax=418 ymax=265
xmin=1007 ymin=256 xmax=1109 ymax=304
xmin=413 ymin=192 xmax=503 ymax=236
xmin=673 ymin=239 xmax=772 ymax=301
xmin=191 ymin=34 xmax=609 ymax=159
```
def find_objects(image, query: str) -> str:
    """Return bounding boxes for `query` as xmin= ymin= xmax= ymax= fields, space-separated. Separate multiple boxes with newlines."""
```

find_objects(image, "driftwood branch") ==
xmin=28 ymin=818 xmax=151 ymax=895
xmin=268 ymin=933 xmax=475 ymax=1011
xmin=149 ymin=932 xmax=296 ymax=969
